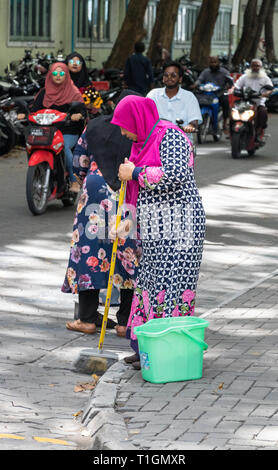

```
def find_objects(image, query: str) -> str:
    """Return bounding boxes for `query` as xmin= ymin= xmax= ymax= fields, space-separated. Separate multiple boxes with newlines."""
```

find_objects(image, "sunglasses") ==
xmin=163 ymin=72 xmax=179 ymax=79
xmin=69 ymin=59 xmax=81 ymax=65
xmin=52 ymin=70 xmax=66 ymax=77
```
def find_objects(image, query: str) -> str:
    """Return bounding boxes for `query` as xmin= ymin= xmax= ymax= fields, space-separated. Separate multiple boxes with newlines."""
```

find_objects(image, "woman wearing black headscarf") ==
xmin=62 ymin=90 xmax=142 ymax=337
xmin=65 ymin=52 xmax=91 ymax=93
xmin=65 ymin=51 xmax=103 ymax=118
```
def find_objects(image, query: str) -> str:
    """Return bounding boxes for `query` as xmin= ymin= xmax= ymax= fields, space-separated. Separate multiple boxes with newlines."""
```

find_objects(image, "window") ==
xmin=77 ymin=0 xmax=111 ymax=42
xmin=174 ymin=5 xmax=199 ymax=43
xmin=10 ymin=0 xmax=51 ymax=41
xmin=213 ymin=9 xmax=231 ymax=43
xmin=144 ymin=2 xmax=157 ymax=41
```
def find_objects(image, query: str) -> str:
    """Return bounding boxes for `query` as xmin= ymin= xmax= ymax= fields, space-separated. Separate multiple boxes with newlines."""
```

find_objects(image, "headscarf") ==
xmin=65 ymin=52 xmax=91 ymax=89
xmin=43 ymin=62 xmax=84 ymax=108
xmin=111 ymin=95 xmax=189 ymax=207
xmin=85 ymin=90 xmax=142 ymax=192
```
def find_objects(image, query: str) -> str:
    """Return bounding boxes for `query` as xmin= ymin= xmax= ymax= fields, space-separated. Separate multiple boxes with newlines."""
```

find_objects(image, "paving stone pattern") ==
xmin=103 ymin=274 xmax=278 ymax=450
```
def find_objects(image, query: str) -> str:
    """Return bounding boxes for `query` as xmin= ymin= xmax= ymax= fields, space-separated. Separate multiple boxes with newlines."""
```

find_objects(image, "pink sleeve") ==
xmin=138 ymin=166 xmax=164 ymax=189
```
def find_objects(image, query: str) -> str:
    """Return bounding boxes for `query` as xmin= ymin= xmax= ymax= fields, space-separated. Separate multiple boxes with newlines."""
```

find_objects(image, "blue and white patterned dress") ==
xmin=127 ymin=128 xmax=206 ymax=347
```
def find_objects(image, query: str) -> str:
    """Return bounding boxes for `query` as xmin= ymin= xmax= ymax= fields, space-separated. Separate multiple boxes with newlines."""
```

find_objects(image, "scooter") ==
xmin=196 ymin=82 xmax=223 ymax=144
xmin=176 ymin=119 xmax=197 ymax=160
xmin=230 ymin=85 xmax=273 ymax=159
xmin=25 ymin=108 xmax=79 ymax=215
xmin=265 ymin=64 xmax=278 ymax=113
xmin=266 ymin=87 xmax=278 ymax=113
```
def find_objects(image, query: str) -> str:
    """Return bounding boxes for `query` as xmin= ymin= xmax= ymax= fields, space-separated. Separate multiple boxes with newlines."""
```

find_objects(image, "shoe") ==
xmin=95 ymin=312 xmax=117 ymax=329
xmin=69 ymin=181 xmax=81 ymax=193
xmin=66 ymin=319 xmax=96 ymax=334
xmin=124 ymin=353 xmax=139 ymax=364
xmin=255 ymin=136 xmax=265 ymax=145
xmin=132 ymin=361 xmax=141 ymax=370
xmin=115 ymin=325 xmax=127 ymax=337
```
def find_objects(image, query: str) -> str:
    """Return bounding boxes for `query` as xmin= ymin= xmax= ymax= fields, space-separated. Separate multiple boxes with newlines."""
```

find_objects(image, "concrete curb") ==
xmin=81 ymin=361 xmax=137 ymax=450
xmin=80 ymin=268 xmax=278 ymax=450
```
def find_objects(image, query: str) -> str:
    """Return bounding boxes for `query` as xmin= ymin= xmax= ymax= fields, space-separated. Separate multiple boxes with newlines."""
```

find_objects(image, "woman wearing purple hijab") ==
xmin=111 ymin=96 xmax=206 ymax=370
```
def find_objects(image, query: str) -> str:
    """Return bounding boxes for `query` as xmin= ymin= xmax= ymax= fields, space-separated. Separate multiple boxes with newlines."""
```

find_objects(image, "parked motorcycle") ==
xmin=0 ymin=95 xmax=34 ymax=148
xmin=195 ymin=82 xmax=224 ymax=143
xmin=25 ymin=108 xmax=79 ymax=215
xmin=230 ymin=85 xmax=273 ymax=158
xmin=0 ymin=107 xmax=15 ymax=155
xmin=102 ymin=68 xmax=124 ymax=89
xmin=99 ymin=87 xmax=122 ymax=115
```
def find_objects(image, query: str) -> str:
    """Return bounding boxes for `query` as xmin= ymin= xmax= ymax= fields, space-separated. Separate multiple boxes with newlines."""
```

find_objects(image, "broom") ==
xmin=73 ymin=181 xmax=127 ymax=375
xmin=98 ymin=180 xmax=127 ymax=352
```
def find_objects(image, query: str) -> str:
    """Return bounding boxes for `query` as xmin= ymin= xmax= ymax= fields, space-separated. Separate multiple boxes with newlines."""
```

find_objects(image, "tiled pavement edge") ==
xmin=81 ymin=271 xmax=278 ymax=450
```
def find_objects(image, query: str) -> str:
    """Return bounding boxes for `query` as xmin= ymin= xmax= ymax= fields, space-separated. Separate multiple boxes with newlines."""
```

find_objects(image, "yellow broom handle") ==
xmin=98 ymin=181 xmax=127 ymax=351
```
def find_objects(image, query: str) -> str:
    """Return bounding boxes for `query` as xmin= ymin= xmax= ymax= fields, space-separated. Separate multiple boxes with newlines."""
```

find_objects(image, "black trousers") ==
xmin=78 ymin=289 xmax=134 ymax=326
xmin=219 ymin=94 xmax=230 ymax=120
xmin=255 ymin=105 xmax=268 ymax=131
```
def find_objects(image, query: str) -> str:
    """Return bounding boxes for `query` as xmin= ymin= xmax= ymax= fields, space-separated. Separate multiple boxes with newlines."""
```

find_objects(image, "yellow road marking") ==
xmin=0 ymin=434 xmax=71 ymax=446
xmin=0 ymin=434 xmax=25 ymax=440
xmin=33 ymin=437 xmax=71 ymax=446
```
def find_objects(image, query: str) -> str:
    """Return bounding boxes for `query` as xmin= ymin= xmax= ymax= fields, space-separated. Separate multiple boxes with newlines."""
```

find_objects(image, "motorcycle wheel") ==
xmin=26 ymin=163 xmax=49 ymax=215
xmin=231 ymin=133 xmax=242 ymax=159
xmin=0 ymin=119 xmax=16 ymax=156
xmin=198 ymin=114 xmax=210 ymax=144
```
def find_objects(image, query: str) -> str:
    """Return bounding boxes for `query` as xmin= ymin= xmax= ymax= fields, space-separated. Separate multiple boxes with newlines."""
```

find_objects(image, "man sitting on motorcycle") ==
xmin=233 ymin=58 xmax=273 ymax=143
xmin=147 ymin=60 xmax=202 ymax=135
xmin=192 ymin=56 xmax=233 ymax=133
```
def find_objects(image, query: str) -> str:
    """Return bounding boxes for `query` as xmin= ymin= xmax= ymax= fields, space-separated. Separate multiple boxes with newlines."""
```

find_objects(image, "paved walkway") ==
xmin=81 ymin=271 xmax=278 ymax=450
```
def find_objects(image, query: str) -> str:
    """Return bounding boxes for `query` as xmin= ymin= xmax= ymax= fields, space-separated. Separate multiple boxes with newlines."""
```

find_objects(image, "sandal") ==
xmin=124 ymin=353 xmax=139 ymax=364
xmin=132 ymin=361 xmax=141 ymax=370
xmin=115 ymin=325 xmax=127 ymax=337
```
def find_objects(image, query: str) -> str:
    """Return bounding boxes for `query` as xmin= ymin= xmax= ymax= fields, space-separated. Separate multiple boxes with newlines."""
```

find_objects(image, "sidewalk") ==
xmin=80 ymin=270 xmax=278 ymax=450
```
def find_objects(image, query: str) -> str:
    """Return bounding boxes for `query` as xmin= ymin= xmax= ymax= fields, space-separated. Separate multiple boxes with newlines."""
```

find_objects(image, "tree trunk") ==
xmin=264 ymin=0 xmax=276 ymax=63
xmin=232 ymin=0 xmax=273 ymax=66
xmin=190 ymin=0 xmax=221 ymax=71
xmin=248 ymin=0 xmax=272 ymax=60
xmin=104 ymin=0 xmax=149 ymax=69
xmin=232 ymin=0 xmax=258 ymax=67
xmin=147 ymin=0 xmax=180 ymax=65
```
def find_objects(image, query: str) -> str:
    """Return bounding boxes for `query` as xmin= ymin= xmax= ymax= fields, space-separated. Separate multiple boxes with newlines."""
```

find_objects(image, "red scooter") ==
xmin=26 ymin=108 xmax=78 ymax=215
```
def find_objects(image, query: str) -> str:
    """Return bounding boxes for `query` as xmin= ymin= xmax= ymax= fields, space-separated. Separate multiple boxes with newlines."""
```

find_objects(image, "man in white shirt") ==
xmin=147 ymin=61 xmax=202 ymax=135
xmin=234 ymin=58 xmax=273 ymax=141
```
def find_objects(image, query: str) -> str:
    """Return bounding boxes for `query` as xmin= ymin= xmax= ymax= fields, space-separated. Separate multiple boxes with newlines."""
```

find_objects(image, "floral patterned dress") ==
xmin=61 ymin=132 xmax=140 ymax=304
xmin=127 ymin=128 xmax=206 ymax=353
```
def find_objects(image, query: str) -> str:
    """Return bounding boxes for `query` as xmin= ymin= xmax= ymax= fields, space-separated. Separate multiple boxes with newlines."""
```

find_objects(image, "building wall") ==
xmin=0 ymin=0 xmax=277 ymax=75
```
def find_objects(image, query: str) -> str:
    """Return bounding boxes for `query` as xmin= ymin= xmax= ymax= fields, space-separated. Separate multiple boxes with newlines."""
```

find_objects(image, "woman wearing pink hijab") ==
xmin=30 ymin=62 xmax=87 ymax=192
xmin=111 ymin=95 xmax=206 ymax=370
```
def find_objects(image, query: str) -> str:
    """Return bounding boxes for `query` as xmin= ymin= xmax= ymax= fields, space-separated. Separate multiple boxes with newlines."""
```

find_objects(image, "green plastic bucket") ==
xmin=134 ymin=316 xmax=209 ymax=383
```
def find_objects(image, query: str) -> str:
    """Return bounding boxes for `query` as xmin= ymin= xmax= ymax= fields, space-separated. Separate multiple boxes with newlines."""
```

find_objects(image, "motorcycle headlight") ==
xmin=32 ymin=113 xmax=59 ymax=125
xmin=240 ymin=110 xmax=255 ymax=121
xmin=231 ymin=109 xmax=240 ymax=120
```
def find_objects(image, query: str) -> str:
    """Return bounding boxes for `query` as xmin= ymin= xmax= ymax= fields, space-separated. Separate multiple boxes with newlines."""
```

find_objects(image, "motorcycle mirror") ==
xmin=176 ymin=119 xmax=184 ymax=125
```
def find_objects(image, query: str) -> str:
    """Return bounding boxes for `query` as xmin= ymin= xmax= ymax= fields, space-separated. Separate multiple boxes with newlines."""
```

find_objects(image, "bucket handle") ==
xmin=136 ymin=326 xmax=208 ymax=350
xmin=180 ymin=329 xmax=208 ymax=350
